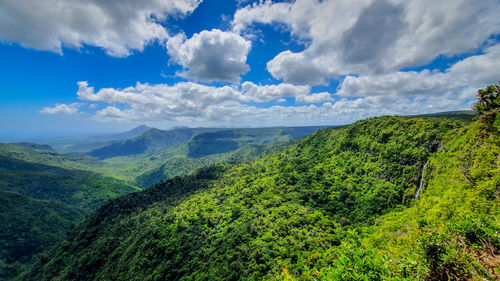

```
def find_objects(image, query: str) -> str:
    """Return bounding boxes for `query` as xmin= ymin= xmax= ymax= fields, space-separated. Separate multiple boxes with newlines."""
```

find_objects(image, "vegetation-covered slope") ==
xmin=135 ymin=141 xmax=295 ymax=188
xmin=312 ymin=119 xmax=499 ymax=280
xmin=0 ymin=143 xmax=105 ymax=172
xmin=0 ymin=155 xmax=136 ymax=210
xmin=23 ymin=115 xmax=485 ymax=281
xmin=0 ymin=144 xmax=138 ymax=280
xmin=97 ymin=126 xmax=326 ymax=187
xmin=88 ymin=128 xmax=204 ymax=159
xmin=187 ymin=127 xmax=326 ymax=158
xmin=0 ymin=192 xmax=84 ymax=280
xmin=89 ymin=126 xmax=326 ymax=160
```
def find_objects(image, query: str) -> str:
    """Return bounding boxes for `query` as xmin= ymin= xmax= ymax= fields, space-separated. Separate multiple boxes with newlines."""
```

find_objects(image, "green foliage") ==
xmin=89 ymin=128 xmax=202 ymax=159
xmin=364 ymin=119 xmax=500 ymax=280
xmin=313 ymin=236 xmax=399 ymax=281
xmin=0 ymin=192 xmax=84 ymax=280
xmin=474 ymin=84 xmax=500 ymax=115
xmin=99 ymin=127 xmax=320 ymax=187
xmin=473 ymin=83 xmax=500 ymax=131
xmin=0 ymin=144 xmax=138 ymax=281
xmin=135 ymin=142 xmax=293 ymax=188
xmin=23 ymin=116 xmax=473 ymax=281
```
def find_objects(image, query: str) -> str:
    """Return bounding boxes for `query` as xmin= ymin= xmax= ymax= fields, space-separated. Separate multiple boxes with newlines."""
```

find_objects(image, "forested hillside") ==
xmin=22 ymin=110 xmax=498 ymax=280
xmin=0 ymin=128 xmax=319 ymax=280
xmin=88 ymin=128 xmax=208 ymax=159
xmin=0 ymin=144 xmax=138 ymax=280
xmin=135 ymin=141 xmax=294 ymax=188
xmin=97 ymin=126 xmax=326 ymax=187
xmin=90 ymin=126 xmax=326 ymax=160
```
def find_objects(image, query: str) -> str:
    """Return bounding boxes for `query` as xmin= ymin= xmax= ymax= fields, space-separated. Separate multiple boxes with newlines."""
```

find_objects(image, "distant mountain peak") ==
xmin=130 ymin=124 xmax=151 ymax=132
xmin=170 ymin=126 xmax=190 ymax=130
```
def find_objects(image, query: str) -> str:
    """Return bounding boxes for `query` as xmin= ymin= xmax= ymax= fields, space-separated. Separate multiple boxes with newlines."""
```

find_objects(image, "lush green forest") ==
xmin=20 ymin=100 xmax=498 ymax=280
xmin=95 ymin=126 xmax=326 ymax=188
xmin=0 ymin=144 xmax=139 ymax=280
xmin=88 ymin=126 xmax=325 ymax=160
xmin=0 ymin=126 xmax=324 ymax=280
xmin=135 ymin=141 xmax=295 ymax=188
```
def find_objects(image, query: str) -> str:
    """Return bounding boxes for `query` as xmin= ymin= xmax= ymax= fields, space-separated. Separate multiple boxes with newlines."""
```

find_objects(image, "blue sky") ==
xmin=0 ymin=0 xmax=499 ymax=140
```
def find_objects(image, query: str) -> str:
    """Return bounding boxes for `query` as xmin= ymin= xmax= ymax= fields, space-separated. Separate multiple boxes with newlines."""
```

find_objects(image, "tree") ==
xmin=473 ymin=82 xmax=500 ymax=130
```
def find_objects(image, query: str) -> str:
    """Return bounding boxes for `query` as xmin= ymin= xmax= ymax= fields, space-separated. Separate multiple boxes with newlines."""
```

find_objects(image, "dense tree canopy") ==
xmin=474 ymin=83 xmax=500 ymax=130
xmin=22 ymin=114 xmax=499 ymax=281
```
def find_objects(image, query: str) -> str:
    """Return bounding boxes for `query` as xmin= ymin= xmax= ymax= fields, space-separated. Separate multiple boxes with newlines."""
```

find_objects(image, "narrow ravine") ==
xmin=415 ymin=161 xmax=428 ymax=199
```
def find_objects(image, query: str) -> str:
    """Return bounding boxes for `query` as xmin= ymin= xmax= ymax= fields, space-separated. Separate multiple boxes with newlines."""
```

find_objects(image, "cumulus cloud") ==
xmin=74 ymin=79 xmax=331 ymax=122
xmin=76 ymin=80 xmax=243 ymax=121
xmin=0 ymin=0 xmax=201 ymax=57
xmin=240 ymin=81 xmax=309 ymax=102
xmin=337 ymin=44 xmax=500 ymax=99
xmin=40 ymin=103 xmax=79 ymax=115
xmin=74 ymin=47 xmax=498 ymax=125
xmin=239 ymin=81 xmax=333 ymax=103
xmin=233 ymin=0 xmax=500 ymax=84
xmin=167 ymin=29 xmax=251 ymax=82
xmin=295 ymin=92 xmax=333 ymax=103
xmin=45 ymin=43 xmax=499 ymax=126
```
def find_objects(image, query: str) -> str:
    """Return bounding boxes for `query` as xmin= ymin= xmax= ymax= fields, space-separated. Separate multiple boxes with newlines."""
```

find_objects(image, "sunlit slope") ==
xmin=22 ymin=116 xmax=473 ymax=280
xmin=95 ymin=126 xmax=327 ymax=187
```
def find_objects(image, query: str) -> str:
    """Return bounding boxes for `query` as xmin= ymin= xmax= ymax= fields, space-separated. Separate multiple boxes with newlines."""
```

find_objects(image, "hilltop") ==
xmin=88 ymin=126 xmax=327 ymax=160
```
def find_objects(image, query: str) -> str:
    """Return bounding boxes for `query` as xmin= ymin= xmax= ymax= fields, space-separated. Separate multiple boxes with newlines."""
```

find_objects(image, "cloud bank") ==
xmin=0 ymin=0 xmax=202 ymax=56
xmin=233 ymin=0 xmax=500 ymax=84
xmin=34 ymin=0 xmax=500 ymax=127
xmin=42 ymin=45 xmax=499 ymax=126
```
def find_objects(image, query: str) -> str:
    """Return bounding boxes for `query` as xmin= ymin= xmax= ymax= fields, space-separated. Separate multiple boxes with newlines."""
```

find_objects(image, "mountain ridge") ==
xmin=89 ymin=126 xmax=329 ymax=160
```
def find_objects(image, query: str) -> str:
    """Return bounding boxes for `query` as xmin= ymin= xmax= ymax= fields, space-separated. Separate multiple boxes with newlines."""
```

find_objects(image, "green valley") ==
xmin=89 ymin=126 xmax=327 ymax=188
xmin=0 ymin=125 xmax=327 ymax=280
xmin=20 ymin=101 xmax=498 ymax=280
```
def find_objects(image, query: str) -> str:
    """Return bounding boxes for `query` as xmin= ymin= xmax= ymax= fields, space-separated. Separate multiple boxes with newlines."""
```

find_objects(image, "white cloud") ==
xmin=337 ymin=44 xmax=500 ymax=99
xmin=71 ymin=79 xmax=341 ymax=124
xmin=233 ymin=1 xmax=295 ymax=35
xmin=233 ymin=0 xmax=500 ymax=84
xmin=241 ymin=81 xmax=309 ymax=102
xmin=48 ymin=46 xmax=498 ymax=126
xmin=239 ymin=82 xmax=333 ymax=103
xmin=166 ymin=29 xmax=251 ymax=82
xmin=295 ymin=92 xmax=333 ymax=103
xmin=75 ymin=79 xmax=331 ymax=123
xmin=0 ymin=0 xmax=202 ymax=57
xmin=40 ymin=103 xmax=79 ymax=115
xmin=77 ymin=80 xmax=243 ymax=121
xmin=337 ymin=70 xmax=449 ymax=98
